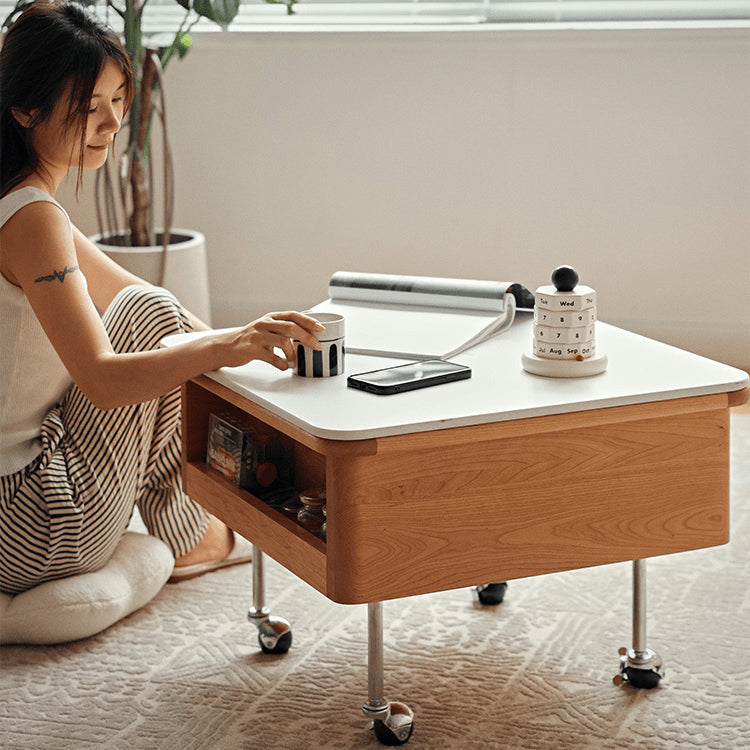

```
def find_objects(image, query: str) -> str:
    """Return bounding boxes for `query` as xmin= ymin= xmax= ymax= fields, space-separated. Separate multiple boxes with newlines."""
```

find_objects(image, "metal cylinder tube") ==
xmin=248 ymin=544 xmax=269 ymax=622
xmin=633 ymin=559 xmax=647 ymax=655
xmin=367 ymin=601 xmax=386 ymax=709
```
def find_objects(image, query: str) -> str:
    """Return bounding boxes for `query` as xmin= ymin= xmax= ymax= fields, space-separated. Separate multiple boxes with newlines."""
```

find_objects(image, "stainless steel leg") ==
xmin=363 ymin=602 xmax=388 ymax=717
xmin=614 ymin=559 xmax=664 ymax=688
xmin=247 ymin=545 xmax=293 ymax=654
xmin=362 ymin=602 xmax=414 ymax=745
xmin=248 ymin=544 xmax=268 ymax=622
xmin=633 ymin=557 xmax=647 ymax=655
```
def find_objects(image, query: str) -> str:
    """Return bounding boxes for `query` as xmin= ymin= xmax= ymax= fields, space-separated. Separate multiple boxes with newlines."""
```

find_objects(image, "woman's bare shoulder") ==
xmin=0 ymin=196 xmax=76 ymax=286
xmin=1 ymin=192 xmax=72 ymax=245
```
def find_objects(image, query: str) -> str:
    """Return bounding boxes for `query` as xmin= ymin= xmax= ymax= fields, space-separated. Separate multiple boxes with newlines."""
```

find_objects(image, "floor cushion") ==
xmin=0 ymin=532 xmax=174 ymax=645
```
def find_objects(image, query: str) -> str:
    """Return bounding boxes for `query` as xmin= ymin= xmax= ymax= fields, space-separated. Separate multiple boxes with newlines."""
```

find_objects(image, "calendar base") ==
xmin=522 ymin=351 xmax=608 ymax=378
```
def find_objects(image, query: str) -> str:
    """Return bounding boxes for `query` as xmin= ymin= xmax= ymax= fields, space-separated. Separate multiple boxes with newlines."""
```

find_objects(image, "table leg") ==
xmin=614 ymin=559 xmax=665 ymax=688
xmin=362 ymin=601 xmax=415 ymax=745
xmin=247 ymin=545 xmax=293 ymax=654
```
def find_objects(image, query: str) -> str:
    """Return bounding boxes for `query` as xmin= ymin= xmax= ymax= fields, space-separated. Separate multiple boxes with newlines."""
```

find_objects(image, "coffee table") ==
xmin=172 ymin=315 xmax=748 ymax=745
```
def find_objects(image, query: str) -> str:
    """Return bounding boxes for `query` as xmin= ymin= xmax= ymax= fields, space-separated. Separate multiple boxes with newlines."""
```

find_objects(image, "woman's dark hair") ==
xmin=0 ymin=0 xmax=134 ymax=196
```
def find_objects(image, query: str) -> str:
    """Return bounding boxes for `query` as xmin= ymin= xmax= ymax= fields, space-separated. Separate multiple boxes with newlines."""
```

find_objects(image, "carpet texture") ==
xmin=1 ymin=415 xmax=748 ymax=750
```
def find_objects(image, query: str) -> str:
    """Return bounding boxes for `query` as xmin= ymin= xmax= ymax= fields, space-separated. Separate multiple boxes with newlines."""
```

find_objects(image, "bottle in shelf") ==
xmin=297 ymin=488 xmax=327 ymax=541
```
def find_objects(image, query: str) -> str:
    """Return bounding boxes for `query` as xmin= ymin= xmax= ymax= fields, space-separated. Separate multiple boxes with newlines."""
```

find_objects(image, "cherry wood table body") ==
xmin=182 ymin=376 xmax=743 ymax=605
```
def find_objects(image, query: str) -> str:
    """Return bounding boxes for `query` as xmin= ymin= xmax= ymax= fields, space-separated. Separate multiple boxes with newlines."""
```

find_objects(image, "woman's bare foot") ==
xmin=174 ymin=515 xmax=234 ymax=568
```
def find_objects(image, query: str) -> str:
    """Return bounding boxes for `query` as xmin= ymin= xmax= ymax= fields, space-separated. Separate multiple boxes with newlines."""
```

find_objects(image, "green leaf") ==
xmin=264 ymin=0 xmax=298 ymax=15
xmin=192 ymin=0 xmax=240 ymax=29
xmin=2 ymin=0 xmax=37 ymax=29
xmin=175 ymin=32 xmax=192 ymax=59
xmin=148 ymin=30 xmax=192 ymax=70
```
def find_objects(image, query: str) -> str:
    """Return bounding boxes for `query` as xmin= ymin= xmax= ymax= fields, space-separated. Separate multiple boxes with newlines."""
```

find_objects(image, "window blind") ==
xmin=488 ymin=1 xmax=750 ymax=23
xmin=2 ymin=0 xmax=749 ymax=30
xmin=232 ymin=0 xmax=750 ymax=24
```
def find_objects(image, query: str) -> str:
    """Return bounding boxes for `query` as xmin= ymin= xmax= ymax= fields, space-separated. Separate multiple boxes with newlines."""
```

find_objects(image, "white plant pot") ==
xmin=91 ymin=229 xmax=212 ymax=325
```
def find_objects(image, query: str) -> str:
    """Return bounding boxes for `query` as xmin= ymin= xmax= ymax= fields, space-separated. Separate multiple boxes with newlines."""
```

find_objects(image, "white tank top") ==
xmin=0 ymin=187 xmax=74 ymax=475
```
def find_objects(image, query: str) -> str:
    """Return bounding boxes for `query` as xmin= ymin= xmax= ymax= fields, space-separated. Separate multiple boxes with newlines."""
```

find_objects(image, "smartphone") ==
xmin=347 ymin=359 xmax=471 ymax=395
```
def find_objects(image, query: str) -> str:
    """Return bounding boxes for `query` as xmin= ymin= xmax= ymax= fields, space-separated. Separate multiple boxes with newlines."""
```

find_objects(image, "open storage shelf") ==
xmin=182 ymin=376 xmax=328 ymax=594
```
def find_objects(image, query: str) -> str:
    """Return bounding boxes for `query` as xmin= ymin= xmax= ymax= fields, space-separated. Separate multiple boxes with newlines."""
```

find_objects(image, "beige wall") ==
xmin=61 ymin=26 xmax=750 ymax=368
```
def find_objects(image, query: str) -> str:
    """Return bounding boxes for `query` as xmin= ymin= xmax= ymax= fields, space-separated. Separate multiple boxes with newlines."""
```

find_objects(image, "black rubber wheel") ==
xmin=624 ymin=666 xmax=662 ymax=689
xmin=258 ymin=629 xmax=292 ymax=654
xmin=477 ymin=582 xmax=508 ymax=605
xmin=373 ymin=719 xmax=413 ymax=746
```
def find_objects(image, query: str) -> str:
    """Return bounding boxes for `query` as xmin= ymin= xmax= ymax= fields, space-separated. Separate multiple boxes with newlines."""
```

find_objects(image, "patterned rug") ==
xmin=2 ymin=415 xmax=748 ymax=750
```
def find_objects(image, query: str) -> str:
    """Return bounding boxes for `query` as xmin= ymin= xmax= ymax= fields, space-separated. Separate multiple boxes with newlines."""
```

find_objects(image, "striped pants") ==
xmin=0 ymin=285 xmax=211 ymax=595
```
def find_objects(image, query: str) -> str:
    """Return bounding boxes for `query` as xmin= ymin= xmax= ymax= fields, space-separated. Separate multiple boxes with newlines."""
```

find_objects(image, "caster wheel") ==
xmin=476 ymin=582 xmax=508 ymax=605
xmin=624 ymin=666 xmax=662 ymax=689
xmin=373 ymin=719 xmax=413 ymax=746
xmin=258 ymin=629 xmax=292 ymax=654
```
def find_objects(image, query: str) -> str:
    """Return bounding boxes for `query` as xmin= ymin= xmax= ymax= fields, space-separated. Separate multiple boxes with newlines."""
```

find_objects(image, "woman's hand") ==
xmin=217 ymin=312 xmax=325 ymax=371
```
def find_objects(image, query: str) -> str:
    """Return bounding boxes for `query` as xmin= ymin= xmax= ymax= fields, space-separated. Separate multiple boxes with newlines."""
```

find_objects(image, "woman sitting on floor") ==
xmin=0 ymin=0 xmax=323 ymax=597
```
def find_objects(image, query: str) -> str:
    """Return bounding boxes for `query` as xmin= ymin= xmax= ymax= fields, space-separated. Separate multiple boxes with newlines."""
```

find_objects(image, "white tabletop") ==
xmin=165 ymin=314 xmax=748 ymax=441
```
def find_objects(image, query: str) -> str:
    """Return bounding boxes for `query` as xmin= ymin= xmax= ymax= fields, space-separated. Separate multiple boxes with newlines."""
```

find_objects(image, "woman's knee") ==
xmin=110 ymin=284 xmax=181 ymax=316
xmin=104 ymin=284 xmax=192 ymax=353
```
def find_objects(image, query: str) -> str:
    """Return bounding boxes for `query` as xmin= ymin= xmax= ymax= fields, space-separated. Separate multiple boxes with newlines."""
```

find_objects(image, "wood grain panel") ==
xmin=184 ymin=462 xmax=326 ymax=593
xmin=326 ymin=408 xmax=730 ymax=603
xmin=728 ymin=387 xmax=749 ymax=408
xmin=372 ymin=393 xmax=732 ymax=454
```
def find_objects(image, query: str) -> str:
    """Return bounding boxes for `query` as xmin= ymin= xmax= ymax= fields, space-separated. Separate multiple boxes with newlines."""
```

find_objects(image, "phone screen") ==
xmin=347 ymin=359 xmax=471 ymax=395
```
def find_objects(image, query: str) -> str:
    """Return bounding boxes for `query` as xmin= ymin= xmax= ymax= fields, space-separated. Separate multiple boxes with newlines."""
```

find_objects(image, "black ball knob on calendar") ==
xmin=521 ymin=265 xmax=608 ymax=378
xmin=551 ymin=264 xmax=579 ymax=292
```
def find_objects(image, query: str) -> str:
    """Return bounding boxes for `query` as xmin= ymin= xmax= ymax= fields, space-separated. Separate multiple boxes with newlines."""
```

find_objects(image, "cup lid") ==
xmin=306 ymin=312 xmax=345 ymax=341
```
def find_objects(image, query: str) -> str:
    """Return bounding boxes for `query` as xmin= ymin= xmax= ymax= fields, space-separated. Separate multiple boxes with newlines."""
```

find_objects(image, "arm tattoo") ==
xmin=34 ymin=265 xmax=79 ymax=284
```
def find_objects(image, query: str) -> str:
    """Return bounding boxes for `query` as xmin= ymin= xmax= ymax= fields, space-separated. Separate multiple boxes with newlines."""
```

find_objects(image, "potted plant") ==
xmin=3 ymin=0 xmax=296 ymax=322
